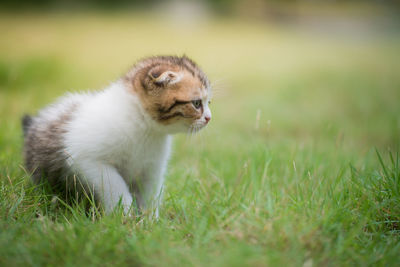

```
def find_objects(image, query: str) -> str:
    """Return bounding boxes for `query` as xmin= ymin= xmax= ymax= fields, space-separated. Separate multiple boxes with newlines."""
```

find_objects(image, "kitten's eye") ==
xmin=192 ymin=100 xmax=202 ymax=109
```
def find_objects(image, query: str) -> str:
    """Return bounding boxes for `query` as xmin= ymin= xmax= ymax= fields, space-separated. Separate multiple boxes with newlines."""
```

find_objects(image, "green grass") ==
xmin=1 ymin=12 xmax=400 ymax=266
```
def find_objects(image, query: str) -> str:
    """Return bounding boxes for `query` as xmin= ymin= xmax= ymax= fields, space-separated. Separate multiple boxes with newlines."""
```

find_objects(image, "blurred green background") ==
xmin=1 ymin=0 xmax=399 ymax=152
xmin=1 ymin=0 xmax=400 ymax=266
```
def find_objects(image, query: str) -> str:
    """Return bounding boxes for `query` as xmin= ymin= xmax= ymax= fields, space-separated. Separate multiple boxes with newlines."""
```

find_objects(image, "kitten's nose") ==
xmin=205 ymin=116 xmax=211 ymax=123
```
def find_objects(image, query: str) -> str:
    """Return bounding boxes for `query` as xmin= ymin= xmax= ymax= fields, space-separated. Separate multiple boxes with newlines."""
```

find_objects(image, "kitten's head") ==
xmin=126 ymin=56 xmax=212 ymax=134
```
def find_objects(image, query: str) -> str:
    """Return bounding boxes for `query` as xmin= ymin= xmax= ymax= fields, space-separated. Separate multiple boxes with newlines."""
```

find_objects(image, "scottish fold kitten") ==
xmin=22 ymin=55 xmax=212 ymax=217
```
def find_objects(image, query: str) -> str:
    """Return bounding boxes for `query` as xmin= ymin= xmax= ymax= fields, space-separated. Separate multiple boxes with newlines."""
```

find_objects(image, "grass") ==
xmin=0 ymin=12 xmax=400 ymax=266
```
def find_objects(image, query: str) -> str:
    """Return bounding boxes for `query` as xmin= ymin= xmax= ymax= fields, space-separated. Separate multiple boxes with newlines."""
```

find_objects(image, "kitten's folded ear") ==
xmin=149 ymin=66 xmax=183 ymax=85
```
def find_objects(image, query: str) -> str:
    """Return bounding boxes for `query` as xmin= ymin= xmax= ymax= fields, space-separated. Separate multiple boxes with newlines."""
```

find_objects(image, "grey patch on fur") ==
xmin=22 ymin=114 xmax=33 ymax=137
xmin=23 ymin=105 xmax=77 ymax=189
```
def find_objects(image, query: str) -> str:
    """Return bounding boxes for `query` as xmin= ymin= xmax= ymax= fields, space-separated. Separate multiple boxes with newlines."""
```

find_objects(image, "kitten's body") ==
xmin=23 ymin=56 xmax=211 ymax=216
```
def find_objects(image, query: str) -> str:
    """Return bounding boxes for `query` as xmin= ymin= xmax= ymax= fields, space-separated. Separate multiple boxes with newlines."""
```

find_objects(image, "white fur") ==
xmin=60 ymin=81 xmax=173 ymax=217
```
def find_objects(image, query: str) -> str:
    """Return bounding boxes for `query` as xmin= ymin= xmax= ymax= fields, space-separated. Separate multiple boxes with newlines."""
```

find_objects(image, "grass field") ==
xmin=0 ymin=12 xmax=400 ymax=266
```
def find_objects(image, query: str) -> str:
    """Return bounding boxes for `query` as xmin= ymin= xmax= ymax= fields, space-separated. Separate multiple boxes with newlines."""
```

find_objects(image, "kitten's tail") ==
xmin=22 ymin=114 xmax=33 ymax=137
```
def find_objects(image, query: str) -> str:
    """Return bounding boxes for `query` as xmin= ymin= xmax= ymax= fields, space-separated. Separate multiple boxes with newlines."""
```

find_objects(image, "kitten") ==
xmin=22 ymin=55 xmax=212 ymax=217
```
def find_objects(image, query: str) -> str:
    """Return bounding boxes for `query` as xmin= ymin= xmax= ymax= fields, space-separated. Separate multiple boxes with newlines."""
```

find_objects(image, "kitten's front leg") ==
xmin=73 ymin=160 xmax=133 ymax=214
xmin=134 ymin=168 xmax=165 ymax=219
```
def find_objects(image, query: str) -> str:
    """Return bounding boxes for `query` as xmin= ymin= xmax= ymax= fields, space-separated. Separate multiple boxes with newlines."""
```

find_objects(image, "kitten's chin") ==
xmin=174 ymin=125 xmax=206 ymax=135
xmin=187 ymin=122 xmax=208 ymax=134
xmin=155 ymin=122 xmax=193 ymax=135
xmin=154 ymin=120 xmax=208 ymax=135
